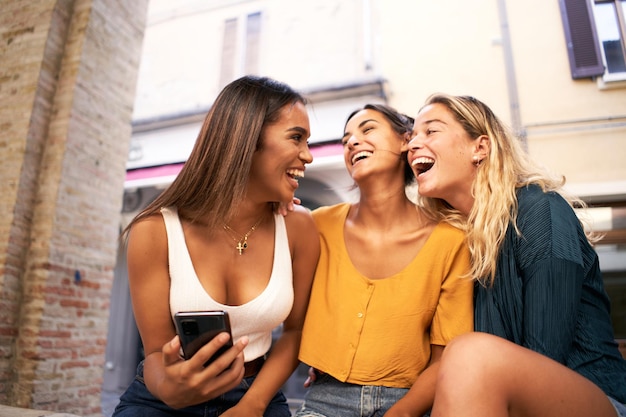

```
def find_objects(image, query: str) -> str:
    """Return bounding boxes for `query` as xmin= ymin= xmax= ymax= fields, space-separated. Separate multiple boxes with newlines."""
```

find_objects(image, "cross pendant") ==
xmin=236 ymin=241 xmax=248 ymax=255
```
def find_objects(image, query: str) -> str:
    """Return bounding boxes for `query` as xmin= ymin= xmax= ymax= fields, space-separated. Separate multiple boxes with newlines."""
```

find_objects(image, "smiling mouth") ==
xmin=351 ymin=151 xmax=373 ymax=165
xmin=287 ymin=169 xmax=304 ymax=183
xmin=411 ymin=157 xmax=435 ymax=175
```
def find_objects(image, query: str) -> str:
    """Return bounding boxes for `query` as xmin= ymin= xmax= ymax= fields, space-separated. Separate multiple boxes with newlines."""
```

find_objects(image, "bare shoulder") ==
xmin=127 ymin=213 xmax=168 ymax=256
xmin=283 ymin=205 xmax=320 ymax=254
xmin=283 ymin=204 xmax=317 ymax=231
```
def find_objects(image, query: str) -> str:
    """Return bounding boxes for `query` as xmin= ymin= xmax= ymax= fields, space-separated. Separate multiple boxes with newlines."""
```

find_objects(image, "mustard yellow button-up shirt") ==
xmin=299 ymin=203 xmax=474 ymax=388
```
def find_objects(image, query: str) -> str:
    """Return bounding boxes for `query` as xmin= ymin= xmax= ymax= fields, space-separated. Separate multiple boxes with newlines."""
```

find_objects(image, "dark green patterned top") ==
xmin=475 ymin=184 xmax=626 ymax=403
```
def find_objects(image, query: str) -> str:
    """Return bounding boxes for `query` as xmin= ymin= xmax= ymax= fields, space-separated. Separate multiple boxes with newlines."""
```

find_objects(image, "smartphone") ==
xmin=174 ymin=310 xmax=233 ymax=367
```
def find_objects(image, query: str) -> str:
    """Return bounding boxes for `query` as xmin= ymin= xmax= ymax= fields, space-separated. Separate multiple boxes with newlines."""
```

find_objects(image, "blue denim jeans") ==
xmin=112 ymin=361 xmax=290 ymax=417
xmin=610 ymin=396 xmax=626 ymax=417
xmin=293 ymin=372 xmax=410 ymax=417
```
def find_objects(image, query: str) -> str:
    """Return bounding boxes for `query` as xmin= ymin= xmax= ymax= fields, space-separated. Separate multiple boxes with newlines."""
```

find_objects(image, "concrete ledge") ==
xmin=0 ymin=404 xmax=81 ymax=417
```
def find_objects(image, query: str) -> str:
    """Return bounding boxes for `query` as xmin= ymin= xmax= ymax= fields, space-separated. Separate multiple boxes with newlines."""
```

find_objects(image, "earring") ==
xmin=473 ymin=156 xmax=482 ymax=167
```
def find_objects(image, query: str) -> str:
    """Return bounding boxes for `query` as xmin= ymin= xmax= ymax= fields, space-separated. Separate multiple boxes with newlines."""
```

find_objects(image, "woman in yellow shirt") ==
xmin=294 ymin=104 xmax=474 ymax=417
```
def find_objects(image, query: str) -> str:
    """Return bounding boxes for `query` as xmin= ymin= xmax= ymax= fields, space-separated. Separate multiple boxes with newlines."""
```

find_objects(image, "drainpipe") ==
xmin=363 ymin=0 xmax=373 ymax=71
xmin=497 ymin=0 xmax=527 ymax=147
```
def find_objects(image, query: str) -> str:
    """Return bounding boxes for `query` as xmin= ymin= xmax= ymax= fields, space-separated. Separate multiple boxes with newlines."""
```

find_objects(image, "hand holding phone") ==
xmin=174 ymin=310 xmax=234 ymax=367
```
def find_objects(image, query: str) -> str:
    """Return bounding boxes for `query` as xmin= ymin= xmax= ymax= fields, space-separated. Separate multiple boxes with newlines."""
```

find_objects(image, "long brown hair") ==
xmin=122 ymin=75 xmax=306 ymax=238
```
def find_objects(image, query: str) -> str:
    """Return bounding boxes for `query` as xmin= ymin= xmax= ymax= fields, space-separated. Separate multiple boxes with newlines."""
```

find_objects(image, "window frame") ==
xmin=219 ymin=10 xmax=263 ymax=87
xmin=592 ymin=0 xmax=626 ymax=84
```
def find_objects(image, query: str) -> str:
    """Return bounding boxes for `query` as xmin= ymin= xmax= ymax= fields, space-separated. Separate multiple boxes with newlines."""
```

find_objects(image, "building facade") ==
xmin=0 ymin=0 xmax=149 ymax=415
xmin=102 ymin=0 xmax=626 ymax=411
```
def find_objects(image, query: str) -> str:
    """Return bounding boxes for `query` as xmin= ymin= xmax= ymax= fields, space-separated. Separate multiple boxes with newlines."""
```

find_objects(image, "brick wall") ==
xmin=0 ymin=0 xmax=148 ymax=415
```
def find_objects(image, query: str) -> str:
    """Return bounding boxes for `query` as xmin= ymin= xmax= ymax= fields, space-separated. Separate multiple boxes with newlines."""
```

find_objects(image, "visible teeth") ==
xmin=411 ymin=157 xmax=435 ymax=166
xmin=287 ymin=169 xmax=304 ymax=179
xmin=352 ymin=151 xmax=373 ymax=165
xmin=411 ymin=157 xmax=435 ymax=174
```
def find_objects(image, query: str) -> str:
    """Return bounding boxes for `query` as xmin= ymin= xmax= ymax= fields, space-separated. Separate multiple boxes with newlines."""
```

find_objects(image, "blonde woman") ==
xmin=405 ymin=93 xmax=626 ymax=417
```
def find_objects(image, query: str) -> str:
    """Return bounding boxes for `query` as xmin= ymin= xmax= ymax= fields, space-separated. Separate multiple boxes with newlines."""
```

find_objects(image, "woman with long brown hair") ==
xmin=113 ymin=75 xmax=320 ymax=417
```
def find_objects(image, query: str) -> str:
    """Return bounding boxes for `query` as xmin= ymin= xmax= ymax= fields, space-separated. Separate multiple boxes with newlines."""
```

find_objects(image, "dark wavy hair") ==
xmin=345 ymin=103 xmax=415 ymax=186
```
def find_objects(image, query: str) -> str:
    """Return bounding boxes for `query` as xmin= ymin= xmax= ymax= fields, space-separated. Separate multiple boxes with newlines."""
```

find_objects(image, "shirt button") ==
xmin=357 ymin=312 xmax=363 ymax=318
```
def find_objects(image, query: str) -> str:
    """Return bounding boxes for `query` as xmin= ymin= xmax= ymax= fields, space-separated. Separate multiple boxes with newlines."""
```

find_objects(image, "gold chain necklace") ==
xmin=223 ymin=215 xmax=265 ymax=255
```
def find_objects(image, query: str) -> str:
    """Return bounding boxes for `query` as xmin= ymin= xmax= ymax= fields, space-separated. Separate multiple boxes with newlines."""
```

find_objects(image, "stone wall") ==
xmin=0 ymin=0 xmax=148 ymax=415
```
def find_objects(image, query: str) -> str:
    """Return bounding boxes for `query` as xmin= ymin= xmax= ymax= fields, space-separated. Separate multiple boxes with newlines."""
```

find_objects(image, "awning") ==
xmin=124 ymin=163 xmax=184 ymax=189
xmin=124 ymin=142 xmax=345 ymax=190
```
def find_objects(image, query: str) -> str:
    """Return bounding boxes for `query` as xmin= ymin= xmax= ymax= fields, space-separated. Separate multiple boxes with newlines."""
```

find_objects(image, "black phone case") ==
xmin=174 ymin=310 xmax=233 ymax=367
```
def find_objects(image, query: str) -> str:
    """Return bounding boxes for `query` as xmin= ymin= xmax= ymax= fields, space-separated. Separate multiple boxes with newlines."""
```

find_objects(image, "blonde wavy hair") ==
xmin=416 ymin=93 xmax=595 ymax=286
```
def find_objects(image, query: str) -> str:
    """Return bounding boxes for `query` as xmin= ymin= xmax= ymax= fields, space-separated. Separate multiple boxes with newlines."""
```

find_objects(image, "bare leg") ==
xmin=431 ymin=332 xmax=617 ymax=417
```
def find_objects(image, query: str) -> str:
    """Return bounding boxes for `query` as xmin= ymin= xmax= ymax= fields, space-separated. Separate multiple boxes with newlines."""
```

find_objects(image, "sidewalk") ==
xmin=101 ymin=390 xmax=120 ymax=417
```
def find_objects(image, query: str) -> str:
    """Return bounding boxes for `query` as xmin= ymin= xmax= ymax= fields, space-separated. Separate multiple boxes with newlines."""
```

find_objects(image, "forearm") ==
xmin=521 ymin=258 xmax=582 ymax=362
xmin=385 ymin=361 xmax=439 ymax=417
xmin=143 ymin=351 xmax=172 ymax=404
xmin=238 ymin=329 xmax=301 ymax=412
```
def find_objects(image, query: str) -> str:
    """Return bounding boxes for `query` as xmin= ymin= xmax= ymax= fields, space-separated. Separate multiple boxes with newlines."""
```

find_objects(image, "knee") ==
xmin=441 ymin=332 xmax=492 ymax=364
xmin=438 ymin=333 xmax=509 ymax=383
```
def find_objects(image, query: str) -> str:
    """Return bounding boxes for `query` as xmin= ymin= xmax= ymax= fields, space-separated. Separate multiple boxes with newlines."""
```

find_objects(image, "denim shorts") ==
xmin=609 ymin=396 xmax=626 ymax=417
xmin=293 ymin=372 xmax=410 ymax=417
xmin=112 ymin=360 xmax=290 ymax=417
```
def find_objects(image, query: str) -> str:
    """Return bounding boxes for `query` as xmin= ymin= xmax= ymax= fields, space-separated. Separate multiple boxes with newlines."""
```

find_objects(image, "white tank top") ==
xmin=161 ymin=207 xmax=294 ymax=361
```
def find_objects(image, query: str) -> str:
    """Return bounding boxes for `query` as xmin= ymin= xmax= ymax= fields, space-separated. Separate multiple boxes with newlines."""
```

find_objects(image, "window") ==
xmin=219 ymin=12 xmax=262 ymax=87
xmin=244 ymin=12 xmax=261 ymax=75
xmin=219 ymin=18 xmax=238 ymax=87
xmin=592 ymin=0 xmax=626 ymax=82
xmin=559 ymin=0 xmax=626 ymax=84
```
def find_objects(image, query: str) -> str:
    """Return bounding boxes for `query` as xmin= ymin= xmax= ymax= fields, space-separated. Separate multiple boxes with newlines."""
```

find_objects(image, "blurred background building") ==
xmin=1 ymin=0 xmax=624 ymax=415
xmin=103 ymin=0 xmax=626 ymax=414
